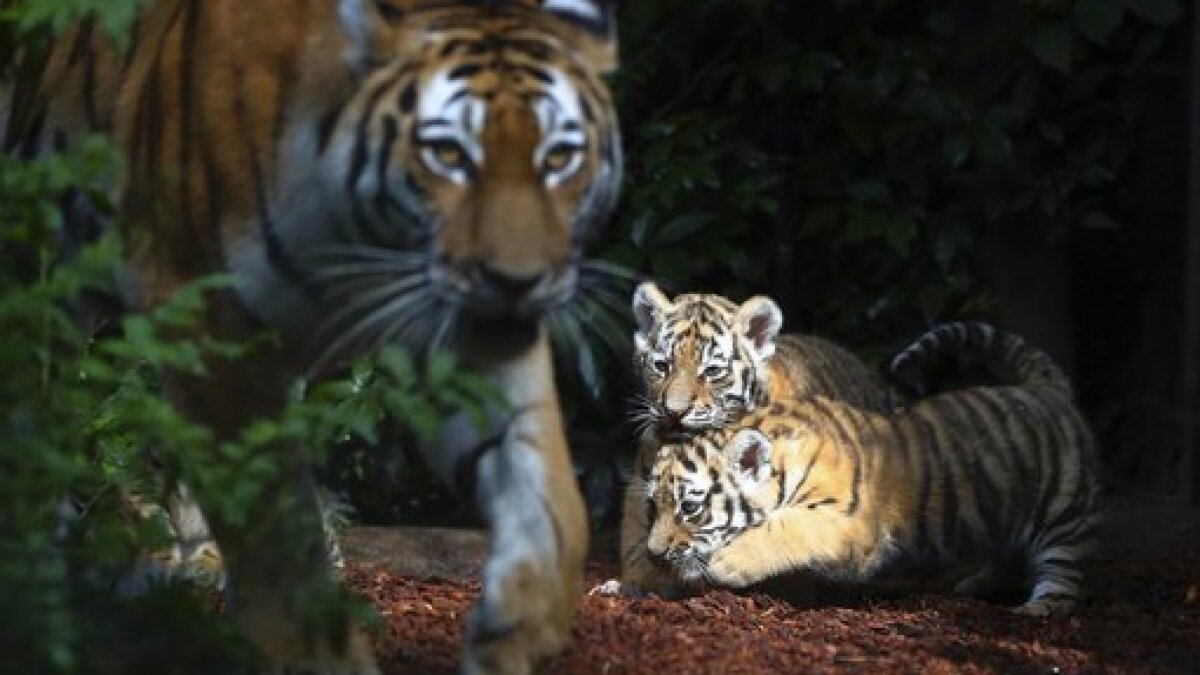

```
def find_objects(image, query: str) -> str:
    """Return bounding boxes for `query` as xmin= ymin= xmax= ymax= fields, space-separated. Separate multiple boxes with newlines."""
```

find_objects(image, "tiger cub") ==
xmin=601 ymin=282 xmax=895 ymax=596
xmin=645 ymin=329 xmax=1100 ymax=616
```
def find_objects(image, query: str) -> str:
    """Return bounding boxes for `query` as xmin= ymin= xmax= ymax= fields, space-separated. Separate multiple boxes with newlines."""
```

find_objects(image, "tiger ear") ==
xmin=632 ymin=281 xmax=672 ymax=347
xmin=734 ymin=296 xmax=783 ymax=360
xmin=725 ymin=429 xmax=772 ymax=484
xmin=339 ymin=0 xmax=401 ymax=67
xmin=537 ymin=0 xmax=618 ymax=74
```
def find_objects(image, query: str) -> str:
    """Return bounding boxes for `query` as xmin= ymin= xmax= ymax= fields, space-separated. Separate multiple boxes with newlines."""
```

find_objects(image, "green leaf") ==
xmin=378 ymin=347 xmax=415 ymax=385
xmin=1081 ymin=210 xmax=1120 ymax=229
xmin=846 ymin=180 xmax=891 ymax=205
xmin=1025 ymin=22 xmax=1075 ymax=74
xmin=425 ymin=351 xmax=456 ymax=388
xmin=653 ymin=213 xmax=716 ymax=245
xmin=1038 ymin=122 xmax=1065 ymax=145
xmin=942 ymin=134 xmax=973 ymax=168
xmin=1124 ymin=0 xmax=1182 ymax=25
xmin=884 ymin=216 xmax=918 ymax=257
xmin=1072 ymin=0 xmax=1124 ymax=44
xmin=628 ymin=212 xmax=654 ymax=249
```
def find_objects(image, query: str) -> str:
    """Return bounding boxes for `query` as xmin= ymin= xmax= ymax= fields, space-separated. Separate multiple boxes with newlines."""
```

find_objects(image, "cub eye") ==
xmin=678 ymin=499 xmax=704 ymax=517
xmin=540 ymin=143 xmax=584 ymax=182
xmin=420 ymin=139 xmax=472 ymax=178
xmin=651 ymin=358 xmax=671 ymax=375
xmin=703 ymin=365 xmax=727 ymax=378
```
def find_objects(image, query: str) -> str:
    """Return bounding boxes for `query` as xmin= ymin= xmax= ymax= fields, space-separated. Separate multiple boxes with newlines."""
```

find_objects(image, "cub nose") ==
xmin=647 ymin=549 xmax=672 ymax=569
xmin=662 ymin=407 xmax=685 ymax=426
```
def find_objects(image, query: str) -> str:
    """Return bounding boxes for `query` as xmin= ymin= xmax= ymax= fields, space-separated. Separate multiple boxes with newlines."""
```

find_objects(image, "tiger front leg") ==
xmin=426 ymin=334 xmax=587 ymax=675
xmin=705 ymin=509 xmax=852 ymax=589
xmin=704 ymin=522 xmax=791 ymax=588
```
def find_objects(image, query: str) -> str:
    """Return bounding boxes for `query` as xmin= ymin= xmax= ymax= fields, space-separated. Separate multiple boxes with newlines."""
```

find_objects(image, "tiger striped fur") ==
xmin=9 ymin=1 xmax=621 ymax=672
xmin=602 ymin=283 xmax=895 ymax=597
xmin=890 ymin=321 xmax=1074 ymax=397
xmin=645 ymin=331 xmax=1100 ymax=616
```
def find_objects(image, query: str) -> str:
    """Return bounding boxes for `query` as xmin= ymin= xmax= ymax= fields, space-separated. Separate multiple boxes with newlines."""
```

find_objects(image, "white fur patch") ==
xmin=542 ymin=0 xmax=601 ymax=21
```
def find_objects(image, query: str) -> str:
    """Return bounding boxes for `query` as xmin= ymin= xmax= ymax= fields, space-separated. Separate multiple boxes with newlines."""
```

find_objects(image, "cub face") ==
xmin=644 ymin=429 xmax=776 ymax=582
xmin=630 ymin=282 xmax=782 ymax=434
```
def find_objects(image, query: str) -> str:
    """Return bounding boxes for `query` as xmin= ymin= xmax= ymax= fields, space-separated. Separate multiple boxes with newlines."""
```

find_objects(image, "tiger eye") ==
xmin=544 ymin=148 xmax=571 ymax=171
xmin=436 ymin=145 xmax=465 ymax=168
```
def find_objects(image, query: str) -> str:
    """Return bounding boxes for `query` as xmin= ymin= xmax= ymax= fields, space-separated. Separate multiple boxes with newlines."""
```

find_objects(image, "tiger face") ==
xmin=249 ymin=0 xmax=622 ymax=357
xmin=644 ymin=429 xmax=776 ymax=583
xmin=631 ymin=282 xmax=782 ymax=434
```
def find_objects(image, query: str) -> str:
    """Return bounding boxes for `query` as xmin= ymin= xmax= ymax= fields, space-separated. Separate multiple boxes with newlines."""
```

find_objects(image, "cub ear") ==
xmin=734 ymin=296 xmax=783 ymax=360
xmin=725 ymin=429 xmax=772 ymax=482
xmin=537 ymin=0 xmax=618 ymax=74
xmin=632 ymin=281 xmax=673 ymax=340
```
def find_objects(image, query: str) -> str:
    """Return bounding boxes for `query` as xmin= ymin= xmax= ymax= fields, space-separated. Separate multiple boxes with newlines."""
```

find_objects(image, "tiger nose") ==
xmin=475 ymin=264 xmax=548 ymax=301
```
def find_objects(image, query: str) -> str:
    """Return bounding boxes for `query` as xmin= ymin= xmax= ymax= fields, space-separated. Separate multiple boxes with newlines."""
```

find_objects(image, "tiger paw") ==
xmin=1011 ymin=595 xmax=1076 ymax=618
xmin=461 ymin=558 xmax=572 ymax=675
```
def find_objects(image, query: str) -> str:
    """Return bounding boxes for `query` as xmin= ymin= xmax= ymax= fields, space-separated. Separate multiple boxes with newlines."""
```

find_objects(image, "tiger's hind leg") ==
xmin=424 ymin=333 xmax=586 ymax=675
xmin=1013 ymin=547 xmax=1087 ymax=617
xmin=952 ymin=563 xmax=1008 ymax=598
xmin=1013 ymin=522 xmax=1096 ymax=617
xmin=164 ymin=349 xmax=379 ymax=675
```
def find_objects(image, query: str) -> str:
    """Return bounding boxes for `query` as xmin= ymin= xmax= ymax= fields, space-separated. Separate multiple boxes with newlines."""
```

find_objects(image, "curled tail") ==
xmin=889 ymin=321 xmax=1073 ymax=399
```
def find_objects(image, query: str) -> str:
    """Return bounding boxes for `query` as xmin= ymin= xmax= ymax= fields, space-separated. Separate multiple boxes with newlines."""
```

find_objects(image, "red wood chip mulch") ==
xmin=345 ymin=544 xmax=1200 ymax=675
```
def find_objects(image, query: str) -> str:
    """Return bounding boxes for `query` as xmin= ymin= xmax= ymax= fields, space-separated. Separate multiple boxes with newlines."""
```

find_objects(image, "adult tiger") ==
xmin=644 ymin=330 xmax=1100 ymax=617
xmin=8 ymin=1 xmax=621 ymax=673
xmin=599 ymin=282 xmax=895 ymax=597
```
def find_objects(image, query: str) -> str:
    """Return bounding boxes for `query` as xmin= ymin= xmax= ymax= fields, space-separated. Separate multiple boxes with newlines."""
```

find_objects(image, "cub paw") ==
xmin=705 ymin=552 xmax=758 ymax=589
xmin=588 ymin=579 xmax=626 ymax=596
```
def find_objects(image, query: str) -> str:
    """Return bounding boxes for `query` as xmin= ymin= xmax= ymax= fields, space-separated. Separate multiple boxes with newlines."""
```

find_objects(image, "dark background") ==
xmin=557 ymin=0 xmax=1199 ymax=520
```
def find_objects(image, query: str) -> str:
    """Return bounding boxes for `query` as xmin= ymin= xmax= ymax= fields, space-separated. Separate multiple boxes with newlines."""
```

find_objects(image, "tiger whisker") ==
xmin=313 ymin=287 xmax=432 ymax=373
xmin=309 ymin=245 xmax=428 ymax=265
xmin=318 ymin=275 xmax=430 ymax=338
xmin=580 ymin=276 xmax=633 ymax=317
xmin=380 ymin=294 xmax=437 ymax=354
xmin=580 ymin=258 xmax=643 ymax=285
xmin=429 ymin=306 xmax=458 ymax=354
xmin=312 ymin=261 xmax=425 ymax=281
xmin=558 ymin=300 xmax=625 ymax=360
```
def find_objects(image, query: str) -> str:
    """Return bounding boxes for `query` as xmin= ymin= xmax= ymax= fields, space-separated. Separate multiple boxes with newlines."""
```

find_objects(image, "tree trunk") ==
xmin=1183 ymin=1 xmax=1200 ymax=504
